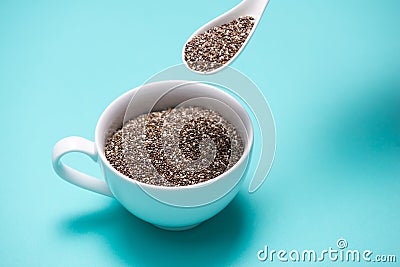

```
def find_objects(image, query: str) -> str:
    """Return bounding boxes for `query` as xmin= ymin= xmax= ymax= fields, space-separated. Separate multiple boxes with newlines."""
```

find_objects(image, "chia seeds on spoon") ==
xmin=184 ymin=16 xmax=255 ymax=73
xmin=105 ymin=106 xmax=244 ymax=187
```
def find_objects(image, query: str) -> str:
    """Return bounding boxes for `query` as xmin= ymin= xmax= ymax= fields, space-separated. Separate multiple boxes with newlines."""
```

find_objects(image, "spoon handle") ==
xmin=244 ymin=0 xmax=270 ymax=19
xmin=225 ymin=0 xmax=270 ymax=24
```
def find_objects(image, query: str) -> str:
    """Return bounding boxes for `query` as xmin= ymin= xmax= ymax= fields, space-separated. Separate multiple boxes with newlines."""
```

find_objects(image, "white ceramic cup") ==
xmin=52 ymin=80 xmax=253 ymax=230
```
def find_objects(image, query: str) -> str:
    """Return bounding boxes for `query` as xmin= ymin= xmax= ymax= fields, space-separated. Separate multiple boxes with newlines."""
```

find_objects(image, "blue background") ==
xmin=1 ymin=0 xmax=399 ymax=266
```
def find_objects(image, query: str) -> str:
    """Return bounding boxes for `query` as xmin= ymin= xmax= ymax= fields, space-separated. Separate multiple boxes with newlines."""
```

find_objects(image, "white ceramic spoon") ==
xmin=182 ymin=0 xmax=270 ymax=74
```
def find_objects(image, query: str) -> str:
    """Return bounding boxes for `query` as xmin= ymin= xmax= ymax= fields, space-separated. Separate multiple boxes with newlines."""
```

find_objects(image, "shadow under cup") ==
xmin=95 ymin=80 xmax=253 ymax=230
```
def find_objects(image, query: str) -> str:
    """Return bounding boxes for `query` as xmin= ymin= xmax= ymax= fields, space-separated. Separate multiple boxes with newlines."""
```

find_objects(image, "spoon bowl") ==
xmin=182 ymin=0 xmax=270 ymax=74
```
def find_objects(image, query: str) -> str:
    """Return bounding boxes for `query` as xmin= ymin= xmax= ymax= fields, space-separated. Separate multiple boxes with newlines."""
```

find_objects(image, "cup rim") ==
xmin=95 ymin=80 xmax=254 ymax=191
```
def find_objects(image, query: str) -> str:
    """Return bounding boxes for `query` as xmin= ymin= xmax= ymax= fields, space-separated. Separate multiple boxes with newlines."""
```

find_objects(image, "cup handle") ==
xmin=52 ymin=136 xmax=114 ymax=197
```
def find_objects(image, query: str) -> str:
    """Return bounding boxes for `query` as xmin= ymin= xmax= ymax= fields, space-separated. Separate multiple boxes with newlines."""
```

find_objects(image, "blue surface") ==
xmin=1 ymin=0 xmax=399 ymax=266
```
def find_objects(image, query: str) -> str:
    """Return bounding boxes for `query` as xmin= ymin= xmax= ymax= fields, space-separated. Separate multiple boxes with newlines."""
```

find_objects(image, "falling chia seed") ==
xmin=104 ymin=106 xmax=244 ymax=187
xmin=184 ymin=16 xmax=255 ymax=73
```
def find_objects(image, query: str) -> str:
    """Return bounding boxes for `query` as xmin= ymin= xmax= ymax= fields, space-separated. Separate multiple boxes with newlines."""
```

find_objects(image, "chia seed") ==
xmin=104 ymin=106 xmax=244 ymax=186
xmin=184 ymin=16 xmax=255 ymax=73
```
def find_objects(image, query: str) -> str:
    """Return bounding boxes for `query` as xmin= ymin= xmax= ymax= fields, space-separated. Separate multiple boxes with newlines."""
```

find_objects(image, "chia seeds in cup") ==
xmin=105 ymin=106 xmax=244 ymax=186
